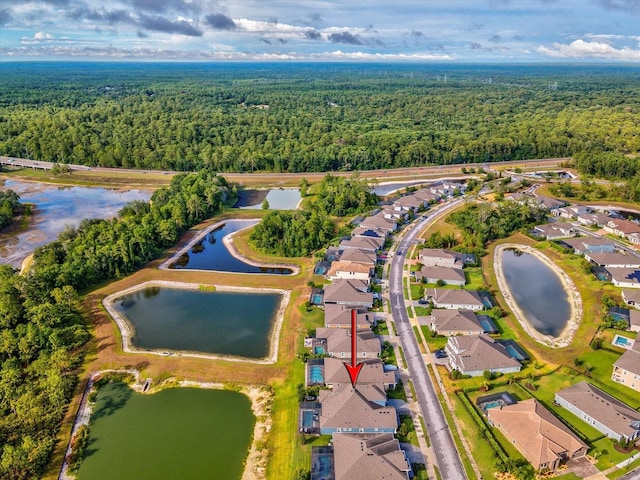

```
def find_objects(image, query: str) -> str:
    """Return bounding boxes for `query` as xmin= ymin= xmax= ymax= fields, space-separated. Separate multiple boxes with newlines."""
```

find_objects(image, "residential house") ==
xmin=323 ymin=279 xmax=374 ymax=308
xmin=315 ymin=328 xmax=381 ymax=360
xmin=487 ymin=399 xmax=588 ymax=472
xmin=603 ymin=219 xmax=640 ymax=239
xmin=606 ymin=267 xmax=640 ymax=289
xmin=327 ymin=261 xmax=373 ymax=282
xmin=359 ymin=212 xmax=398 ymax=234
xmin=412 ymin=188 xmax=439 ymax=204
xmin=422 ymin=309 xmax=484 ymax=336
xmin=424 ymin=288 xmax=485 ymax=311
xmin=330 ymin=433 xmax=411 ymax=480
xmin=555 ymin=381 xmax=640 ymax=442
xmin=323 ymin=304 xmax=376 ymax=329
xmin=607 ymin=307 xmax=640 ymax=333
xmin=533 ymin=222 xmax=577 ymax=240
xmin=445 ymin=334 xmax=522 ymax=377
xmin=553 ymin=205 xmax=591 ymax=219
xmin=393 ymin=194 xmax=428 ymax=212
xmin=339 ymin=248 xmax=377 ymax=267
xmin=415 ymin=265 xmax=466 ymax=286
xmin=575 ymin=212 xmax=612 ymax=228
xmin=351 ymin=225 xmax=389 ymax=240
xmin=612 ymin=345 xmax=640 ymax=393
xmin=323 ymin=358 xmax=397 ymax=390
xmin=318 ymin=384 xmax=398 ymax=435
xmin=560 ymin=237 xmax=616 ymax=255
xmin=622 ymin=289 xmax=640 ymax=308
xmin=628 ymin=233 xmax=640 ymax=245
xmin=536 ymin=195 xmax=567 ymax=211
xmin=586 ymin=251 xmax=640 ymax=269
xmin=418 ymin=248 xmax=466 ymax=268
xmin=339 ymin=235 xmax=385 ymax=253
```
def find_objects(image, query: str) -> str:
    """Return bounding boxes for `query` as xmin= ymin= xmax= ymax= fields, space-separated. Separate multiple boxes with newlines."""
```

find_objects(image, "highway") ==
xmin=387 ymin=199 xmax=467 ymax=479
xmin=1 ymin=155 xmax=567 ymax=185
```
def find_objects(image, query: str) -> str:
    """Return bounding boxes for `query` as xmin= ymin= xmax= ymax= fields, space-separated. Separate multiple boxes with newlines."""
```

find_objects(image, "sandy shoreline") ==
xmin=59 ymin=371 xmax=270 ymax=480
xmin=102 ymin=280 xmax=290 ymax=364
xmin=158 ymin=219 xmax=300 ymax=275
xmin=493 ymin=243 xmax=583 ymax=348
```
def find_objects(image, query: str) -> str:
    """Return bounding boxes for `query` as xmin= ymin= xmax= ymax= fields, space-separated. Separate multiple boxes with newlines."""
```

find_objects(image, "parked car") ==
xmin=434 ymin=350 xmax=447 ymax=359
xmin=418 ymin=299 xmax=429 ymax=305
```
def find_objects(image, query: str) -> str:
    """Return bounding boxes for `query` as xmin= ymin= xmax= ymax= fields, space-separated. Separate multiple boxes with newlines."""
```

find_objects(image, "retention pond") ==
xmin=76 ymin=382 xmax=254 ymax=480
xmin=107 ymin=283 xmax=286 ymax=361
xmin=497 ymin=246 xmax=572 ymax=338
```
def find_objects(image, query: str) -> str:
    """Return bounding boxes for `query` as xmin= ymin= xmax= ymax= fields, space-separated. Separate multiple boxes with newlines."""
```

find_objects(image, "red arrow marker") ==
xmin=344 ymin=309 xmax=364 ymax=388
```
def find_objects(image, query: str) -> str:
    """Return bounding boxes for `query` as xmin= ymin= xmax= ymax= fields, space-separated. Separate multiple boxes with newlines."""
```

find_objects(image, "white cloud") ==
xmin=537 ymin=39 xmax=640 ymax=61
xmin=34 ymin=31 xmax=53 ymax=40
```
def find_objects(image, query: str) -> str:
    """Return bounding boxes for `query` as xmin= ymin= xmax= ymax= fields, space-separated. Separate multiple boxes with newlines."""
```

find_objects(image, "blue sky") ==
xmin=1 ymin=0 xmax=640 ymax=62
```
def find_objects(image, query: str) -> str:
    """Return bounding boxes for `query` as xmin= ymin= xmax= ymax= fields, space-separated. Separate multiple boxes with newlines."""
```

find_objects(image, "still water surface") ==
xmin=77 ymin=382 xmax=254 ymax=480
xmin=172 ymin=219 xmax=293 ymax=274
xmin=114 ymin=287 xmax=281 ymax=358
xmin=0 ymin=179 xmax=150 ymax=267
xmin=500 ymin=248 xmax=571 ymax=337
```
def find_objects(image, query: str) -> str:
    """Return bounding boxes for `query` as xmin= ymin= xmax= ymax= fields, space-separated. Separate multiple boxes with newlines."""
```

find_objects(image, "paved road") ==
xmin=388 ymin=199 xmax=467 ymax=480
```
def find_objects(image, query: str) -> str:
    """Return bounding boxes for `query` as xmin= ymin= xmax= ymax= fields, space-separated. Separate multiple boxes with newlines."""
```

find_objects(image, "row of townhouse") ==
xmin=305 ymin=200 xmax=415 ymax=480
xmin=306 ymin=183 xmax=469 ymax=479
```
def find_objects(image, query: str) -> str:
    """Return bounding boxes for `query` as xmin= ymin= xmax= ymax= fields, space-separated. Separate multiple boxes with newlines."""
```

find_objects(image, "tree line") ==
xmin=0 ymin=63 xmax=638 ymax=173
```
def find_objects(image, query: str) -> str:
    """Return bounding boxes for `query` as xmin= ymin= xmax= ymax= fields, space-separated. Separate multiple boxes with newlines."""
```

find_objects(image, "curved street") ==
xmin=387 ymin=199 xmax=467 ymax=480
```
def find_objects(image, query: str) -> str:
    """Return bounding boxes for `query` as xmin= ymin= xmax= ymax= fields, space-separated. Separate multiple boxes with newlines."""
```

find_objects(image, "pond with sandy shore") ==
xmin=494 ymin=244 xmax=582 ymax=347
xmin=105 ymin=282 xmax=288 ymax=362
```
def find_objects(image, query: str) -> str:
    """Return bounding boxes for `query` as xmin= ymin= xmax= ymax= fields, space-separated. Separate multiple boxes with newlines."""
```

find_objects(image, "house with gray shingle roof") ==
xmin=315 ymin=328 xmax=381 ymax=360
xmin=323 ymin=304 xmax=376 ymax=329
xmin=421 ymin=309 xmax=484 ymax=336
xmin=586 ymin=251 xmax=640 ymax=269
xmin=415 ymin=265 xmax=466 ymax=286
xmin=424 ymin=288 xmax=485 ymax=311
xmin=612 ymin=342 xmax=640 ymax=393
xmin=560 ymin=236 xmax=616 ymax=255
xmin=323 ymin=279 xmax=373 ymax=308
xmin=359 ymin=212 xmax=398 ymax=234
xmin=488 ymin=399 xmax=587 ymax=472
xmin=606 ymin=267 xmax=640 ymax=289
xmin=322 ymin=358 xmax=396 ymax=390
xmin=318 ymin=384 xmax=398 ymax=435
xmin=330 ymin=433 xmax=411 ymax=480
xmin=555 ymin=381 xmax=640 ymax=442
xmin=533 ymin=222 xmax=577 ymax=240
xmin=622 ymin=288 xmax=640 ymax=308
xmin=339 ymin=235 xmax=385 ymax=253
xmin=445 ymin=334 xmax=521 ymax=377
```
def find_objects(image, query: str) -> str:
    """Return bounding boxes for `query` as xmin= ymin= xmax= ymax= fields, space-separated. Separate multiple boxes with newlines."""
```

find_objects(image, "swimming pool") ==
xmin=302 ymin=410 xmax=314 ymax=427
xmin=483 ymin=400 xmax=502 ymax=410
xmin=312 ymin=294 xmax=323 ymax=305
xmin=309 ymin=365 xmax=324 ymax=384
xmin=612 ymin=334 xmax=635 ymax=350
xmin=314 ymin=346 xmax=325 ymax=355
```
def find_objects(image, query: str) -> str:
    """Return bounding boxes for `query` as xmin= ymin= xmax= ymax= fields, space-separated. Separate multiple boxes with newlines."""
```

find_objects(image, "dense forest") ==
xmin=0 ymin=63 xmax=639 ymax=173
xmin=0 ymin=190 xmax=20 ymax=230
xmin=447 ymin=201 xmax=548 ymax=251
xmin=0 ymin=170 xmax=232 ymax=480
xmin=249 ymin=174 xmax=378 ymax=256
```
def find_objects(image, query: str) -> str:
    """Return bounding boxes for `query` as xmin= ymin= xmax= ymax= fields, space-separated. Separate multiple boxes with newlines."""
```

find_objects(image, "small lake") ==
xmin=77 ymin=382 xmax=254 ymax=480
xmin=0 ymin=178 xmax=151 ymax=267
xmin=372 ymin=181 xmax=430 ymax=196
xmin=234 ymin=188 xmax=301 ymax=210
xmin=113 ymin=286 xmax=282 ymax=358
xmin=171 ymin=219 xmax=293 ymax=274
xmin=499 ymin=248 xmax=571 ymax=337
